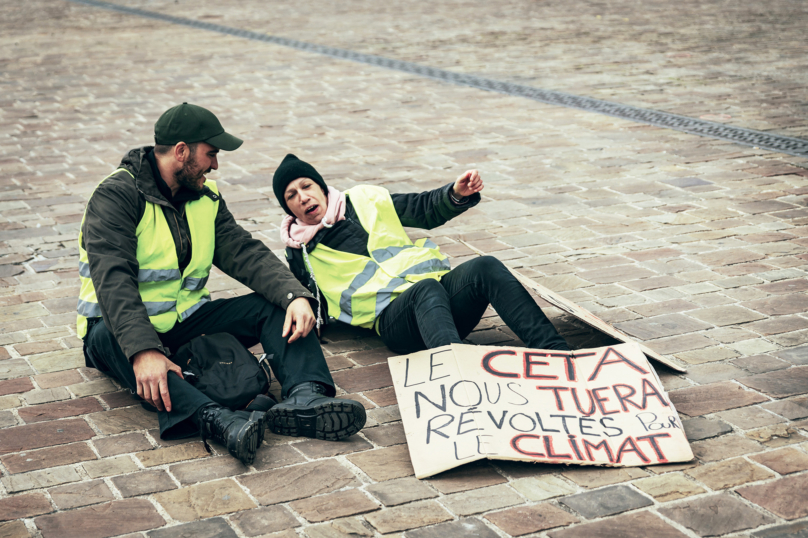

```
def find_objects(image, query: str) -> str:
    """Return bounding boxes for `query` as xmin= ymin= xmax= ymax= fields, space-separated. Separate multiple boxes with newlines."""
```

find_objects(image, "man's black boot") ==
xmin=267 ymin=382 xmax=366 ymax=441
xmin=197 ymin=404 xmax=265 ymax=465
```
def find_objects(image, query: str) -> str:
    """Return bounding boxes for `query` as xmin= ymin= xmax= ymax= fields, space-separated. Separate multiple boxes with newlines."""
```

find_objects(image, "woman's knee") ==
xmin=467 ymin=255 xmax=509 ymax=281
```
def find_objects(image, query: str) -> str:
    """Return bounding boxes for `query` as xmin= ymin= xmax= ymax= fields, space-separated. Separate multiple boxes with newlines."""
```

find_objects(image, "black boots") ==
xmin=267 ymin=382 xmax=366 ymax=441
xmin=197 ymin=404 xmax=265 ymax=465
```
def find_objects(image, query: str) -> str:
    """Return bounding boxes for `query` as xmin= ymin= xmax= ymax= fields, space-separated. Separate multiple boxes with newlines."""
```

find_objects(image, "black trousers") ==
xmin=84 ymin=293 xmax=334 ymax=439
xmin=377 ymin=256 xmax=570 ymax=355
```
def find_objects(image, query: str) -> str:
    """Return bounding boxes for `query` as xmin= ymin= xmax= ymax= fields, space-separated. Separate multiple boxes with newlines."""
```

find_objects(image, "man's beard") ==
xmin=174 ymin=153 xmax=210 ymax=192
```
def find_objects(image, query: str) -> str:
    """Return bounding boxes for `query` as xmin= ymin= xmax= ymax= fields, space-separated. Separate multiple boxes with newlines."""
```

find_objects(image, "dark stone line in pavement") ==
xmin=65 ymin=0 xmax=808 ymax=158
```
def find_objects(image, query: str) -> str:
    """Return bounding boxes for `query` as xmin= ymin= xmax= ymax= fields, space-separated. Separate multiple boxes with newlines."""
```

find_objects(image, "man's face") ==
xmin=284 ymin=177 xmax=328 ymax=225
xmin=175 ymin=142 xmax=219 ymax=192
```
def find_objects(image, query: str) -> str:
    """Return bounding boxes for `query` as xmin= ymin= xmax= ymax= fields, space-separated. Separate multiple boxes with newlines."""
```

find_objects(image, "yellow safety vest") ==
xmin=301 ymin=185 xmax=450 ymax=329
xmin=77 ymin=169 xmax=219 ymax=338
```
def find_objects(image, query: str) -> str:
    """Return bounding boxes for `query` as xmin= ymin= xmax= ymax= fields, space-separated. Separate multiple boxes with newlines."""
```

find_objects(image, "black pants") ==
xmin=84 ymin=293 xmax=334 ymax=439
xmin=377 ymin=256 xmax=570 ymax=355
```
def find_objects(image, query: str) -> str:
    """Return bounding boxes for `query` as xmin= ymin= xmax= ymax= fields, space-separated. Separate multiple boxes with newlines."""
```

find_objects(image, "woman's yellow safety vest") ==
xmin=302 ymin=185 xmax=450 ymax=329
xmin=76 ymin=169 xmax=219 ymax=338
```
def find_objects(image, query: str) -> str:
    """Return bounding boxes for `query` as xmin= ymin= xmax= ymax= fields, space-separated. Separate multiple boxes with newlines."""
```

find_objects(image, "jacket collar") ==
xmin=121 ymin=147 xmax=215 ymax=207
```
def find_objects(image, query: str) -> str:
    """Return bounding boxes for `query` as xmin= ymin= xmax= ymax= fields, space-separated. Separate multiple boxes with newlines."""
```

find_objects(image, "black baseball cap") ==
xmin=154 ymin=102 xmax=243 ymax=151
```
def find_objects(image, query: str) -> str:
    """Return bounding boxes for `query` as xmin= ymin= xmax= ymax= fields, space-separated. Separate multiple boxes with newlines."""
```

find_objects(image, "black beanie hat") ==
xmin=272 ymin=154 xmax=328 ymax=216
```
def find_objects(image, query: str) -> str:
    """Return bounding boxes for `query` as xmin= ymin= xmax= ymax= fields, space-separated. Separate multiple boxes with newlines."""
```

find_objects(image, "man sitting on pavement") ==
xmin=274 ymin=154 xmax=571 ymax=355
xmin=78 ymin=104 xmax=366 ymax=466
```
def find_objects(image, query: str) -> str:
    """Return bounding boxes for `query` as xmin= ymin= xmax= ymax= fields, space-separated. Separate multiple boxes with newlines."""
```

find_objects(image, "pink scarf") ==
xmin=280 ymin=186 xmax=346 ymax=248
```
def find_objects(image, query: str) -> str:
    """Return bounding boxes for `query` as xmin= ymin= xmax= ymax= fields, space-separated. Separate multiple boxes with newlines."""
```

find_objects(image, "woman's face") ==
xmin=284 ymin=177 xmax=328 ymax=225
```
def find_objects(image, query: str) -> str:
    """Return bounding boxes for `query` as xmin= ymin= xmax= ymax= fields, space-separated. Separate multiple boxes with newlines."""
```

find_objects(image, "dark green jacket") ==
xmin=81 ymin=147 xmax=314 ymax=360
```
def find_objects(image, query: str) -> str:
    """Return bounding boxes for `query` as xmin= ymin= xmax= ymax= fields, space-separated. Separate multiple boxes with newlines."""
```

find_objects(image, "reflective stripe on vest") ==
xmin=304 ymin=185 xmax=450 ymax=329
xmin=76 ymin=169 xmax=219 ymax=338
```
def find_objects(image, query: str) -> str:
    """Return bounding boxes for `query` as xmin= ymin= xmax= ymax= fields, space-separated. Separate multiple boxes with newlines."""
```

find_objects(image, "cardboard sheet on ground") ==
xmin=389 ymin=343 xmax=694 ymax=479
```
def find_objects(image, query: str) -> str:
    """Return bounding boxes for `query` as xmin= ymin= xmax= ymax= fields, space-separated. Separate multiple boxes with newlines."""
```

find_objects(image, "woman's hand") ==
xmin=453 ymin=170 xmax=484 ymax=198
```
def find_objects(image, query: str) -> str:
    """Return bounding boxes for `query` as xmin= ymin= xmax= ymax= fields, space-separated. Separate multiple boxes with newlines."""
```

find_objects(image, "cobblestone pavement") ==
xmin=1 ymin=0 xmax=807 ymax=537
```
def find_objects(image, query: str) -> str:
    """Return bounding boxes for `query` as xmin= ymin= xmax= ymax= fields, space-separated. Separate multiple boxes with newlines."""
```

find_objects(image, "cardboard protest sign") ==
xmin=389 ymin=343 xmax=694 ymax=479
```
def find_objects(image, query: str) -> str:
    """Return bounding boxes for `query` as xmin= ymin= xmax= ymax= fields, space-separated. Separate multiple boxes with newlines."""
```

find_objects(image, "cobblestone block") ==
xmin=83 ymin=456 xmax=139 ymax=478
xmin=732 ymin=354 xmax=790 ymax=374
xmin=21 ymin=387 xmax=70 ymax=405
xmin=49 ymin=479 xmax=114 ymax=510
xmin=548 ymin=511 xmax=687 ymax=538
xmin=290 ymin=488 xmax=379 ymax=522
xmin=690 ymin=434 xmax=764 ymax=462
xmin=559 ymin=485 xmax=652 ymax=519
xmin=669 ymin=382 xmax=767 ymax=416
xmin=239 ymin=460 xmax=359 ymax=505
xmin=0 ymin=359 xmax=35 ymax=381
xmin=366 ymin=476 xmax=438 ymax=506
xmin=485 ymin=503 xmax=578 ymax=536
xmin=92 ymin=433 xmax=153 ymax=457
xmin=304 ymin=518 xmax=373 ymax=538
xmin=2 ymin=465 xmax=81 ymax=493
xmin=137 ymin=442 xmax=208 ymax=467
xmin=27 ymin=349 xmax=84 ymax=374
xmin=0 ymin=493 xmax=53 ymax=521
xmin=33 ymin=371 xmax=82 ymax=390
xmin=36 ymin=498 xmax=163 ymax=536
xmin=509 ymin=474 xmax=577 ymax=501
xmin=147 ymin=518 xmax=237 ymax=538
xmin=746 ymin=424 xmax=806 ymax=447
xmin=751 ymin=521 xmax=808 ymax=538
xmin=738 ymin=366 xmax=808 ymax=397
xmin=68 ymin=379 xmax=117 ymax=398
xmin=89 ymin=406 xmax=156 ymax=435
xmin=230 ymin=506 xmax=300 ymax=537
xmin=330 ymin=363 xmax=392 ymax=392
xmin=1 ymin=442 xmax=96 ymax=474
xmin=153 ymin=478 xmax=256 ymax=521
xmin=763 ymin=396 xmax=808 ymax=420
xmin=0 ymin=520 xmax=30 ymax=538
xmin=744 ymin=294 xmax=808 ymax=316
xmin=689 ymin=305 xmax=765 ymax=326
xmin=776 ymin=345 xmax=808 ymax=365
xmin=716 ymin=406 xmax=786 ymax=429
xmin=346 ymin=445 xmax=413 ymax=481
xmin=633 ymin=473 xmax=705 ymax=501
xmin=363 ymin=387 xmax=397 ymax=407
xmin=750 ymin=447 xmax=808 ymax=474
xmin=685 ymin=362 xmax=745 ymax=384
xmin=112 ymin=470 xmax=177 ymax=497
xmin=425 ymin=460 xmax=506 ymax=494
xmin=561 ymin=467 xmax=648 ymax=489
xmin=251 ymin=443 xmax=307 ymax=470
xmin=441 ymin=483 xmax=523 ymax=516
xmin=681 ymin=417 xmax=733 ymax=441
xmin=364 ymin=500 xmax=452 ymax=534
xmin=661 ymin=493 xmax=774 ymax=536
xmin=0 ymin=377 xmax=33 ymax=396
xmin=737 ymin=473 xmax=808 ymax=520
xmin=685 ymin=457 xmax=774 ymax=489
xmin=169 ymin=456 xmax=245 ymax=486
xmin=616 ymin=314 xmax=711 ymax=340
xmin=19 ymin=396 xmax=102 ymax=423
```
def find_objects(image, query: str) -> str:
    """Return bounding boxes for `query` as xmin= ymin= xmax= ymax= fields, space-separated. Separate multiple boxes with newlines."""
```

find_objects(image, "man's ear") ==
xmin=173 ymin=142 xmax=190 ymax=162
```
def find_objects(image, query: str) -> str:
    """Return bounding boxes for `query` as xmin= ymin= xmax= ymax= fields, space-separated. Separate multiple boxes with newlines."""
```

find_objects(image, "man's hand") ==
xmin=453 ymin=169 xmax=483 ymax=198
xmin=132 ymin=349 xmax=184 ymax=412
xmin=283 ymin=297 xmax=316 ymax=344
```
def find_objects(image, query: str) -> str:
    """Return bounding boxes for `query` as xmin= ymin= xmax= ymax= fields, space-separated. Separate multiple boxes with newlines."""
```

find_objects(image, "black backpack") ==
xmin=172 ymin=333 xmax=276 ymax=412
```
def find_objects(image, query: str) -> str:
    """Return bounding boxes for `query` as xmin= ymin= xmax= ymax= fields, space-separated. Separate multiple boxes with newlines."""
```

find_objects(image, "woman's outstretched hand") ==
xmin=453 ymin=169 xmax=483 ymax=198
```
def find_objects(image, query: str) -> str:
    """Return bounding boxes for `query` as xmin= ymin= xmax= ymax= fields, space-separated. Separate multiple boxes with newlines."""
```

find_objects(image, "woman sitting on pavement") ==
xmin=273 ymin=154 xmax=571 ymax=355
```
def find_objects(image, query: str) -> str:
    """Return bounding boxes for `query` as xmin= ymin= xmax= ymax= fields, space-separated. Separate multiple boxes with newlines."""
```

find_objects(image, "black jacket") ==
xmin=285 ymin=182 xmax=480 ymax=327
xmin=81 ymin=147 xmax=315 ymax=360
